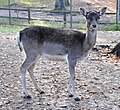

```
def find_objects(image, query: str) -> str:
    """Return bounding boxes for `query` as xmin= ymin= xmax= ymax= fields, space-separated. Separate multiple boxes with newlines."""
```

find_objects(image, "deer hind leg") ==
xmin=28 ymin=63 xmax=44 ymax=94
xmin=68 ymin=60 xmax=80 ymax=101
xmin=20 ymin=55 xmax=39 ymax=99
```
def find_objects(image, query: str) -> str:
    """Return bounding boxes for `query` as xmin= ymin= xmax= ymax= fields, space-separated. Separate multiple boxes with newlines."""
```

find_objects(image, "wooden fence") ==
xmin=0 ymin=7 xmax=117 ymax=28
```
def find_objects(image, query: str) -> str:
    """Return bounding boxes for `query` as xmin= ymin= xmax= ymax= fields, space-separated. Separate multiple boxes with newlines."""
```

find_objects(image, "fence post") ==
xmin=116 ymin=0 xmax=120 ymax=29
xmin=70 ymin=0 xmax=72 ymax=29
xmin=63 ymin=12 xmax=66 ymax=27
xmin=8 ymin=0 xmax=11 ymax=25
xmin=28 ymin=8 xmax=31 ymax=24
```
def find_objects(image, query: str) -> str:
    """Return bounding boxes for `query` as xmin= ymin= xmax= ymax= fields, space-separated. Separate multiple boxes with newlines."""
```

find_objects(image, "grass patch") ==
xmin=0 ymin=25 xmax=25 ymax=32
xmin=19 ymin=0 xmax=54 ymax=6
xmin=18 ymin=19 xmax=86 ymax=31
xmin=0 ymin=18 xmax=9 ymax=25
xmin=1 ymin=20 xmax=120 ymax=33
xmin=77 ymin=21 xmax=86 ymax=30
xmin=28 ymin=20 xmax=49 ymax=27
xmin=0 ymin=18 xmax=22 ymax=25
xmin=0 ymin=20 xmax=63 ymax=33
xmin=0 ymin=0 xmax=12 ymax=6
xmin=101 ymin=24 xmax=120 ymax=31
xmin=28 ymin=20 xmax=64 ymax=28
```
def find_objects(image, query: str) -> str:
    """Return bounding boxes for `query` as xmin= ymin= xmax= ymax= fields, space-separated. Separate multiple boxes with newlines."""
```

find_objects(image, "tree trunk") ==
xmin=64 ymin=0 xmax=69 ymax=6
xmin=55 ymin=0 xmax=69 ymax=10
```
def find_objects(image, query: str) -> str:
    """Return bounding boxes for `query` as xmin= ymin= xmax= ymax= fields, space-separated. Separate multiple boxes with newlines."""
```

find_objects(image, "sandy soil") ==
xmin=0 ymin=31 xmax=120 ymax=110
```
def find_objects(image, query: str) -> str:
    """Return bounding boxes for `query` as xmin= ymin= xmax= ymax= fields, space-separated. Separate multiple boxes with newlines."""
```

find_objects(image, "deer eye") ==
xmin=86 ymin=15 xmax=89 ymax=19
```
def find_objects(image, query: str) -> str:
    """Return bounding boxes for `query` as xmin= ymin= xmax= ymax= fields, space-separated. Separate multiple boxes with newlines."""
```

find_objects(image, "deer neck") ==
xmin=84 ymin=29 xmax=97 ymax=51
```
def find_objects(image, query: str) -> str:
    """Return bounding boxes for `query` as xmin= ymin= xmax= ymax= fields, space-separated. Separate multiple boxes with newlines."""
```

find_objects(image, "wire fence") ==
xmin=0 ymin=0 xmax=118 ymax=29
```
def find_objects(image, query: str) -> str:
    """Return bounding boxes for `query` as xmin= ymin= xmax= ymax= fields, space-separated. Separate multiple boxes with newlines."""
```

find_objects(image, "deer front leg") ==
xmin=68 ymin=60 xmax=80 ymax=101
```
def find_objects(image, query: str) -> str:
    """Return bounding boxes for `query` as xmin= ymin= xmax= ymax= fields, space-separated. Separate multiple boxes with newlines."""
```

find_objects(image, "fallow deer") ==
xmin=17 ymin=7 xmax=107 ymax=101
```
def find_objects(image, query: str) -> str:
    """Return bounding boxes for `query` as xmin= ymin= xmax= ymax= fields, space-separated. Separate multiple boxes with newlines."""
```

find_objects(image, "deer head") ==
xmin=80 ymin=7 xmax=107 ymax=31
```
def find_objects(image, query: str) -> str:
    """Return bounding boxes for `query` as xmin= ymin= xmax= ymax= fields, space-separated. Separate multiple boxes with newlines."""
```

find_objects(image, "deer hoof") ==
xmin=69 ymin=94 xmax=73 ymax=97
xmin=36 ymin=88 xmax=45 ymax=94
xmin=74 ymin=97 xmax=80 ymax=101
xmin=23 ymin=95 xmax=32 ymax=99
xmin=40 ymin=91 xmax=45 ymax=94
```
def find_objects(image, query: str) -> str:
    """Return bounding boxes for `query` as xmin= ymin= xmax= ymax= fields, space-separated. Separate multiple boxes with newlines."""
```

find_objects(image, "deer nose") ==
xmin=92 ymin=24 xmax=96 ymax=28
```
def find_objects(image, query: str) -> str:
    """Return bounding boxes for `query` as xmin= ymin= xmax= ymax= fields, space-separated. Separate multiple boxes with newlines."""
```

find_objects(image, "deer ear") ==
xmin=99 ymin=7 xmax=107 ymax=16
xmin=80 ymin=8 xmax=86 ymax=16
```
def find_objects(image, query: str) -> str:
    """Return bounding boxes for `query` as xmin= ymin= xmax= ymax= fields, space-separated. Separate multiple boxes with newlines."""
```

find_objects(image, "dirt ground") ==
xmin=0 ymin=31 xmax=120 ymax=110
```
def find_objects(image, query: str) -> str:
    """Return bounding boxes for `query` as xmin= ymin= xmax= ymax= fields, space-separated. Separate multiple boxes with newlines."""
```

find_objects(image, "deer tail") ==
xmin=16 ymin=31 xmax=23 ymax=51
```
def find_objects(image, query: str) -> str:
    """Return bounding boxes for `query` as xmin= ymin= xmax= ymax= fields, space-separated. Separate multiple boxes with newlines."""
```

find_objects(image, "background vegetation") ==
xmin=0 ymin=0 xmax=54 ymax=6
